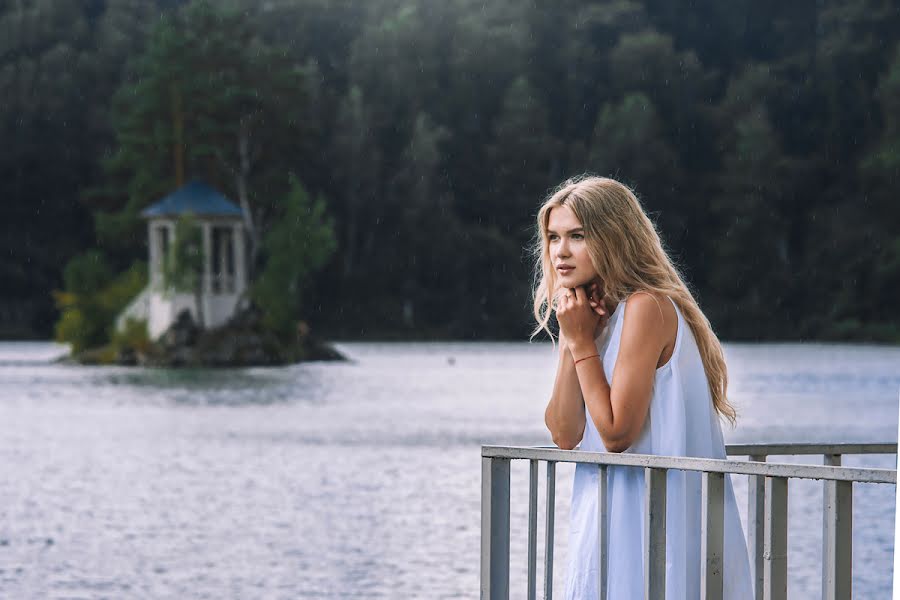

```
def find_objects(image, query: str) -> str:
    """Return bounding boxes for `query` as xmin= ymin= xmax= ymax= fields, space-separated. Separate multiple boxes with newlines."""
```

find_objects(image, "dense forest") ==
xmin=2 ymin=0 xmax=899 ymax=343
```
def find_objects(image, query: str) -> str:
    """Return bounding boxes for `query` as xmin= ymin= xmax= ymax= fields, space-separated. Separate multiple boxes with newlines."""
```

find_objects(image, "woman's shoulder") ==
xmin=619 ymin=291 xmax=678 ymax=350
xmin=622 ymin=290 xmax=673 ymax=318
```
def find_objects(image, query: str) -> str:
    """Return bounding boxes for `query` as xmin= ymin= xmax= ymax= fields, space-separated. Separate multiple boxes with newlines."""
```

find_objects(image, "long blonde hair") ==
xmin=531 ymin=175 xmax=737 ymax=426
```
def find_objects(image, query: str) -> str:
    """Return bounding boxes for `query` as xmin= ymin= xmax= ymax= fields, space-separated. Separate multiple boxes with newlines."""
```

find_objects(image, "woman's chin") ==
xmin=559 ymin=273 xmax=594 ymax=288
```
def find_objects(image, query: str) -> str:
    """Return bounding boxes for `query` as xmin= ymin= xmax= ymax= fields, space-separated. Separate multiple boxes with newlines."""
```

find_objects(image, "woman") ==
xmin=533 ymin=176 xmax=753 ymax=599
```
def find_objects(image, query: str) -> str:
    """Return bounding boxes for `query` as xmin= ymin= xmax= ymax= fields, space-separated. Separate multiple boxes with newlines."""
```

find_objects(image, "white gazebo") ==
xmin=116 ymin=180 xmax=248 ymax=339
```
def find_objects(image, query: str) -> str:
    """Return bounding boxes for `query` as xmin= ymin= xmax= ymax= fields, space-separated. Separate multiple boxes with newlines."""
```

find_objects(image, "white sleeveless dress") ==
xmin=564 ymin=296 xmax=753 ymax=600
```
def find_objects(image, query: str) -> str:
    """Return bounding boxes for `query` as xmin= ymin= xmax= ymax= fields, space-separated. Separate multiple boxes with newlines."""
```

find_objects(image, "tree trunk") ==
xmin=170 ymin=84 xmax=185 ymax=187
xmin=236 ymin=120 xmax=259 ymax=280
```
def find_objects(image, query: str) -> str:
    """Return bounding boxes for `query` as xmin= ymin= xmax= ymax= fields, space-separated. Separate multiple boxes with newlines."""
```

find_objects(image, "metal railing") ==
xmin=480 ymin=443 xmax=897 ymax=600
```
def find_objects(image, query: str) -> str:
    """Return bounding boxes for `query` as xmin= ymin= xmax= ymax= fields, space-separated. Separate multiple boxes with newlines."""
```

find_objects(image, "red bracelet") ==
xmin=574 ymin=353 xmax=600 ymax=365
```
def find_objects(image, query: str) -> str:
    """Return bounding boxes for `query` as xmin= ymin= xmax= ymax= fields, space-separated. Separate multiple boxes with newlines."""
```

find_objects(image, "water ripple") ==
xmin=0 ymin=341 xmax=896 ymax=598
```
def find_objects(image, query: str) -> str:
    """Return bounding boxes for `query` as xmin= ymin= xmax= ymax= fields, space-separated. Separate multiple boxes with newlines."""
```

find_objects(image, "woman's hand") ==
xmin=554 ymin=281 xmax=609 ymax=354
xmin=585 ymin=281 xmax=609 ymax=340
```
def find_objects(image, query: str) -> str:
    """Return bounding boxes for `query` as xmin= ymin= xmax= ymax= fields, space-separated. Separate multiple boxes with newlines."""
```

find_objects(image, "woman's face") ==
xmin=547 ymin=204 xmax=598 ymax=289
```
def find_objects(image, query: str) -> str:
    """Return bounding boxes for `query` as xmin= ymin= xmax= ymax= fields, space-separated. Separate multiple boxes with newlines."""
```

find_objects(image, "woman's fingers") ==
xmin=553 ymin=289 xmax=569 ymax=311
xmin=588 ymin=300 xmax=606 ymax=316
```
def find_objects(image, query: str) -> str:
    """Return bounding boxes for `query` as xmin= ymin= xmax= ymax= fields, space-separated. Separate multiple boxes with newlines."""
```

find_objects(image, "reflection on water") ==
xmin=103 ymin=367 xmax=332 ymax=407
xmin=0 ymin=341 xmax=897 ymax=598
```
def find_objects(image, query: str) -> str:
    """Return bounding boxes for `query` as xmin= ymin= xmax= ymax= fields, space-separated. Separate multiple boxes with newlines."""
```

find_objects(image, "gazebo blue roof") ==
xmin=141 ymin=181 xmax=243 ymax=219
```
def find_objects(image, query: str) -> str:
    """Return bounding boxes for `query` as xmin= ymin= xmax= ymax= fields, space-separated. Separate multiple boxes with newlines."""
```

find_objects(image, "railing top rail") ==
xmin=725 ymin=442 xmax=897 ymax=456
xmin=481 ymin=446 xmax=897 ymax=484
xmin=524 ymin=442 xmax=897 ymax=456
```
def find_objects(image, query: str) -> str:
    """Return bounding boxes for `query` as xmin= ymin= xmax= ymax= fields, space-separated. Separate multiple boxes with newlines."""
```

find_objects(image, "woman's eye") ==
xmin=572 ymin=234 xmax=584 ymax=240
xmin=548 ymin=235 xmax=559 ymax=241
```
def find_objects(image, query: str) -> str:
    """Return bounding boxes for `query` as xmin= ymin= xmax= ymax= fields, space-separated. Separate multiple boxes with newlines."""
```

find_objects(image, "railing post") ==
xmin=748 ymin=454 xmax=766 ymax=600
xmin=481 ymin=456 xmax=510 ymax=600
xmin=527 ymin=460 xmax=539 ymax=600
xmin=544 ymin=461 xmax=556 ymax=600
xmin=702 ymin=471 xmax=725 ymax=600
xmin=644 ymin=467 xmax=667 ymax=600
xmin=763 ymin=476 xmax=788 ymax=600
xmin=597 ymin=465 xmax=608 ymax=600
xmin=822 ymin=454 xmax=852 ymax=600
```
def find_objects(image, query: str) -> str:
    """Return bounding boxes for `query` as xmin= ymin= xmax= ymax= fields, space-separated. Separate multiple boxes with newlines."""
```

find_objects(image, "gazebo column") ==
xmin=217 ymin=230 xmax=229 ymax=292
xmin=148 ymin=222 xmax=159 ymax=288
xmin=202 ymin=223 xmax=213 ymax=293
xmin=232 ymin=222 xmax=246 ymax=293
xmin=165 ymin=221 xmax=176 ymax=326
xmin=202 ymin=222 xmax=213 ymax=326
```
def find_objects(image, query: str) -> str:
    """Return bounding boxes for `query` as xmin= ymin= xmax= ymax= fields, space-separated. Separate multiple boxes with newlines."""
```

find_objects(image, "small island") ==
xmin=73 ymin=307 xmax=343 ymax=367
xmin=58 ymin=180 xmax=343 ymax=367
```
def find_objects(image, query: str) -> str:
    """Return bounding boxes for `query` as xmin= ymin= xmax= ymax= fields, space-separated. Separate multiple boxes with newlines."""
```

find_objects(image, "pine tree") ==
xmin=94 ymin=0 xmax=312 ymax=266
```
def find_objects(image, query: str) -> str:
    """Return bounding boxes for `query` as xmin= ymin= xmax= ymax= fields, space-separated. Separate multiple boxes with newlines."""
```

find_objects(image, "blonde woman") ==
xmin=534 ymin=176 xmax=753 ymax=599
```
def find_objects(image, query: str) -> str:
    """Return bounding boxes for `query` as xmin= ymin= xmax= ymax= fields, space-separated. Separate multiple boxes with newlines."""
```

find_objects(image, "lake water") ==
xmin=0 ymin=341 xmax=898 ymax=599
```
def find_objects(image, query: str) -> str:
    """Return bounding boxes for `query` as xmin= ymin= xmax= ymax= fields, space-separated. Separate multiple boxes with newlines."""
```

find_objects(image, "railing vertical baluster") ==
xmin=748 ymin=454 xmax=767 ymax=600
xmin=544 ymin=461 xmax=556 ymax=600
xmin=763 ymin=476 xmax=788 ymax=600
xmin=481 ymin=457 xmax=510 ymax=600
xmin=527 ymin=460 xmax=539 ymax=600
xmin=597 ymin=465 xmax=608 ymax=600
xmin=702 ymin=471 xmax=725 ymax=600
xmin=644 ymin=467 xmax=667 ymax=600
xmin=822 ymin=454 xmax=852 ymax=600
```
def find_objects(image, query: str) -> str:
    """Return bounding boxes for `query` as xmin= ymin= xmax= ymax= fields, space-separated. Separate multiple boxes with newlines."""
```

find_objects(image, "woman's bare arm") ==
xmin=544 ymin=331 xmax=587 ymax=449
xmin=568 ymin=292 xmax=670 ymax=452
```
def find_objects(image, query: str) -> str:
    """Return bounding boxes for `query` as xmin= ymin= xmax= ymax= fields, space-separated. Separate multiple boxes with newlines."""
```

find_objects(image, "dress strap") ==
xmin=666 ymin=296 xmax=683 ymax=363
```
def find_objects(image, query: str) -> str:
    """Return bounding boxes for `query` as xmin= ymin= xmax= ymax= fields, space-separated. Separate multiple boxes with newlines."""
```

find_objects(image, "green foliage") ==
xmin=54 ymin=260 xmax=148 ymax=353
xmin=94 ymin=0 xmax=312 ymax=256
xmin=488 ymin=76 xmax=557 ymax=238
xmin=589 ymin=93 xmax=678 ymax=188
xmin=0 ymin=1 xmax=154 ymax=330
xmin=252 ymin=176 xmax=337 ymax=337
xmin=110 ymin=318 xmax=151 ymax=356
xmin=5 ymin=0 xmax=900 ymax=341
xmin=862 ymin=45 xmax=900 ymax=180
xmin=62 ymin=250 xmax=115 ymax=297
xmin=54 ymin=251 xmax=115 ymax=352
xmin=53 ymin=304 xmax=91 ymax=354
xmin=46 ymin=0 xmax=317 ymax=345
xmin=854 ymin=43 xmax=900 ymax=330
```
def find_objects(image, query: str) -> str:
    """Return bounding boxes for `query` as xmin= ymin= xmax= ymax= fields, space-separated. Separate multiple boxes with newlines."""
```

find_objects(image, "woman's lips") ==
xmin=557 ymin=267 xmax=574 ymax=274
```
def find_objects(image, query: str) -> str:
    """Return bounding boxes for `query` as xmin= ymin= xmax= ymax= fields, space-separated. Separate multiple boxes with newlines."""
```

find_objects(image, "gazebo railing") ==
xmin=209 ymin=273 xmax=236 ymax=294
xmin=480 ymin=443 xmax=897 ymax=600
